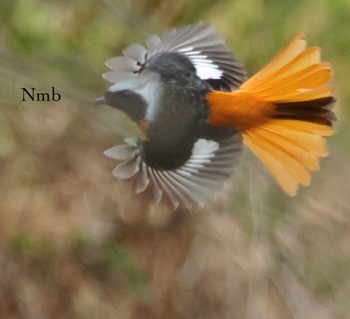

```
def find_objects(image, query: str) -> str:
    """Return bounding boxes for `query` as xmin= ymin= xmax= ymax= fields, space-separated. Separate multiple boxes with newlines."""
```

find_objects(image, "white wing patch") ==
xmin=103 ymin=23 xmax=246 ymax=89
xmin=104 ymin=135 xmax=243 ymax=209
xmin=181 ymin=48 xmax=224 ymax=80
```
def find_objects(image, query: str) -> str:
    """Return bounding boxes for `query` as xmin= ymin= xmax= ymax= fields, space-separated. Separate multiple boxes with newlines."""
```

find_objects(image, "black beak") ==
xmin=95 ymin=96 xmax=106 ymax=105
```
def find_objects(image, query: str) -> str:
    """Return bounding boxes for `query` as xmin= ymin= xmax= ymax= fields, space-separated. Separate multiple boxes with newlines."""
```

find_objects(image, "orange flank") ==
xmin=138 ymin=118 xmax=149 ymax=136
xmin=207 ymin=33 xmax=336 ymax=196
xmin=207 ymin=90 xmax=275 ymax=130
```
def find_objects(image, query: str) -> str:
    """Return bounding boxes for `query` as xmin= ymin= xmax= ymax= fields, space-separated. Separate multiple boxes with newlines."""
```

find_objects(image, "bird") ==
xmin=96 ymin=23 xmax=336 ymax=209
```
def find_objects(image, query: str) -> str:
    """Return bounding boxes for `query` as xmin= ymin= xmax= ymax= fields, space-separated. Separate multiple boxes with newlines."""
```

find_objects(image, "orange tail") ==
xmin=207 ymin=33 xmax=336 ymax=196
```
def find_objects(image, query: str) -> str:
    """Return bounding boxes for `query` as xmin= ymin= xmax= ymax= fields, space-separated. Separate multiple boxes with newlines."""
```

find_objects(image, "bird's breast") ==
xmin=139 ymin=84 xmax=209 ymax=170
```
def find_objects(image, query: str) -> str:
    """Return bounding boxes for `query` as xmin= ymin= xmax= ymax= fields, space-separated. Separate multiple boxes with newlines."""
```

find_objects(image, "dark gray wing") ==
xmin=104 ymin=134 xmax=243 ymax=209
xmin=103 ymin=23 xmax=246 ymax=90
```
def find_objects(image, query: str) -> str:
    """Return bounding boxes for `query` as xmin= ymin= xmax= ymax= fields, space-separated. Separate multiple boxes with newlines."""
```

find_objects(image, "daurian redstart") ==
xmin=96 ymin=23 xmax=336 ymax=209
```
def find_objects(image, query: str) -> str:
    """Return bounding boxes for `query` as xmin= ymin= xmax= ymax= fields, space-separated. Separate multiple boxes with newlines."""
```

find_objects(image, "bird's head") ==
xmin=96 ymin=72 xmax=160 ymax=123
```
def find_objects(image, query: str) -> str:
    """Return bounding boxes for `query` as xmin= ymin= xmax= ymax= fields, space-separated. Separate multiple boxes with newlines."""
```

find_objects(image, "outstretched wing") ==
xmin=103 ymin=23 xmax=246 ymax=90
xmin=104 ymin=134 xmax=243 ymax=209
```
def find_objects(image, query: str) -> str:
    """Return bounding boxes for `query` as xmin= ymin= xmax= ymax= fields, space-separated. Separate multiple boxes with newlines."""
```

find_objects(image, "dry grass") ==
xmin=1 ymin=96 xmax=349 ymax=318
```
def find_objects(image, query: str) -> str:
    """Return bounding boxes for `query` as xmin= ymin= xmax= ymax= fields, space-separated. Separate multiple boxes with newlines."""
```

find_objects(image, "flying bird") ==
xmin=96 ymin=23 xmax=336 ymax=209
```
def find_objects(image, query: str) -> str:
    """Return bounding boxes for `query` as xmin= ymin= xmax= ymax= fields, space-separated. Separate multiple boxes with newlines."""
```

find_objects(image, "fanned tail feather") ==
xmin=240 ymin=34 xmax=333 ymax=103
xmin=243 ymin=120 xmax=333 ymax=195
xmin=208 ymin=33 xmax=336 ymax=195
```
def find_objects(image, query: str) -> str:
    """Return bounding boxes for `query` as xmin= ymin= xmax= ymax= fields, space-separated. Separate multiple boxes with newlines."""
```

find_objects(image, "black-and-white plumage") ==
xmin=103 ymin=23 xmax=246 ymax=90
xmin=104 ymin=135 xmax=243 ymax=209
xmin=98 ymin=23 xmax=246 ymax=208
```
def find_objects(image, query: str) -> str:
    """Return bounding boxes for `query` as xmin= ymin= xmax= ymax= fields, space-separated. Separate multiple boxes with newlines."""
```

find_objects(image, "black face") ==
xmin=104 ymin=89 xmax=147 ymax=122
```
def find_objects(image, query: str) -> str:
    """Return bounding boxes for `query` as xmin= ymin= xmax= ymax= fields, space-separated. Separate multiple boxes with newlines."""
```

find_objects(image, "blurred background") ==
xmin=1 ymin=0 xmax=349 ymax=318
